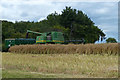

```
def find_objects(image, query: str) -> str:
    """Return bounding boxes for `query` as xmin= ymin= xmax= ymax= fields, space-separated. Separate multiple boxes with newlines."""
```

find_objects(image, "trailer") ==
xmin=5 ymin=38 xmax=36 ymax=49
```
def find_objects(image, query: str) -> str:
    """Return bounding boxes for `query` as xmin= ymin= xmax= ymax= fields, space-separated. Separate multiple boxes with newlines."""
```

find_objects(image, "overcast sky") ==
xmin=0 ymin=0 xmax=118 ymax=43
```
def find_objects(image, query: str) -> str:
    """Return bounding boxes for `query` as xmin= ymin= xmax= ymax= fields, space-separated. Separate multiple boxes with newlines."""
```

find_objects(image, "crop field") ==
xmin=2 ymin=52 xmax=118 ymax=78
xmin=2 ymin=43 xmax=118 ymax=78
xmin=9 ymin=43 xmax=118 ymax=55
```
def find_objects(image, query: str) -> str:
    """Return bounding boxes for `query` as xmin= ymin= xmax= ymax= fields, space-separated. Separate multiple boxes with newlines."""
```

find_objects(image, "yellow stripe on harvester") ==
xmin=52 ymin=40 xmax=64 ymax=42
xmin=36 ymin=40 xmax=46 ymax=43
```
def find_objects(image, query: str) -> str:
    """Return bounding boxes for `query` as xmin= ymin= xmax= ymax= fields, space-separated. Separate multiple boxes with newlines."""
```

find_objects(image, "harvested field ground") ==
xmin=2 ymin=52 xmax=118 ymax=78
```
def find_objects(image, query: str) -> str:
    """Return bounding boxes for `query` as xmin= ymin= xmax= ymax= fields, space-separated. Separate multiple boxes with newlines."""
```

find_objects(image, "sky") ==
xmin=0 ymin=0 xmax=118 ymax=43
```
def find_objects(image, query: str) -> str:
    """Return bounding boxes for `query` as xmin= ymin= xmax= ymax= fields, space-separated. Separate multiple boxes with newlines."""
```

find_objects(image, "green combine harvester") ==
xmin=5 ymin=30 xmax=64 ymax=49
xmin=5 ymin=30 xmax=85 ymax=49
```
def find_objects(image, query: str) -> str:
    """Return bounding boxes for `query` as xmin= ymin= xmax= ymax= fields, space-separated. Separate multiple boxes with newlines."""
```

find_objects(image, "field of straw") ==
xmin=9 ymin=43 xmax=118 ymax=55
xmin=3 ymin=43 xmax=118 ymax=78
xmin=2 ymin=53 xmax=118 ymax=78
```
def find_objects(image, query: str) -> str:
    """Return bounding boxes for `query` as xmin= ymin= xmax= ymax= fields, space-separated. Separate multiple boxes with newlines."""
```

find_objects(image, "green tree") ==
xmin=106 ymin=37 xmax=117 ymax=43
xmin=59 ymin=6 xmax=105 ymax=43
xmin=47 ymin=11 xmax=61 ymax=26
xmin=2 ymin=21 xmax=15 ymax=41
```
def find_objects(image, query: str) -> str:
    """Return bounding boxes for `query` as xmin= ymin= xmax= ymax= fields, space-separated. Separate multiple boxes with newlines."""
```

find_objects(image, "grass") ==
xmin=2 ymin=52 xmax=118 ymax=78
xmin=2 ymin=69 xmax=59 ymax=78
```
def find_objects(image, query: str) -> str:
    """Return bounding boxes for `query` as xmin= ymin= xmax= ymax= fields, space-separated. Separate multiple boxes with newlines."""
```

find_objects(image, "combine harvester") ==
xmin=5 ymin=30 xmax=85 ymax=49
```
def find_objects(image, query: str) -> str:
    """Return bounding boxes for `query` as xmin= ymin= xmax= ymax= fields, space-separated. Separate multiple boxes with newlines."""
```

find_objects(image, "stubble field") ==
xmin=2 ymin=43 xmax=119 ymax=78
xmin=2 ymin=52 xmax=118 ymax=78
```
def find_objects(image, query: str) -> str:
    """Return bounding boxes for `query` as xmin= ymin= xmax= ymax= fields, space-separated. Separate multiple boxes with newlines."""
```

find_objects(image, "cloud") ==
xmin=95 ymin=8 xmax=109 ymax=14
